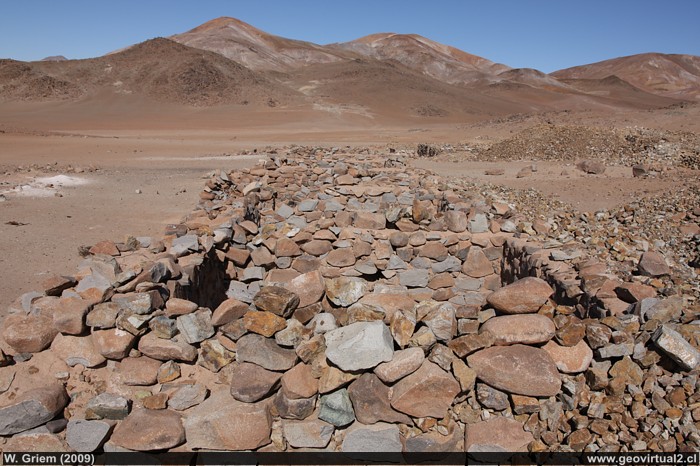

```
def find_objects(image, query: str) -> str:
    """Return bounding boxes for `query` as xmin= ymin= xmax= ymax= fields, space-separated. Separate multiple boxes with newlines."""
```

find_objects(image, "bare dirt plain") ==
xmin=1 ymin=100 xmax=699 ymax=314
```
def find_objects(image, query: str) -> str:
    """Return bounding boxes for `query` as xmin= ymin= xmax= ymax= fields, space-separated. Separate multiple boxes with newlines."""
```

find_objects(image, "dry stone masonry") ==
xmin=0 ymin=148 xmax=698 ymax=456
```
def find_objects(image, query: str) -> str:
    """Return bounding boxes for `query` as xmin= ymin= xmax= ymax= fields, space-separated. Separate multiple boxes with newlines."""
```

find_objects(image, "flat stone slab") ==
xmin=390 ymin=360 xmax=460 ymax=419
xmin=324 ymin=321 xmax=393 ymax=371
xmin=480 ymin=314 xmax=555 ymax=346
xmin=486 ymin=277 xmax=554 ymax=314
xmin=467 ymin=344 xmax=561 ymax=397
xmin=66 ymin=419 xmax=113 ymax=452
xmin=110 ymin=409 xmax=184 ymax=451
xmin=341 ymin=422 xmax=402 ymax=453
xmin=465 ymin=417 xmax=534 ymax=452
xmin=185 ymin=391 xmax=271 ymax=451
xmin=282 ymin=418 xmax=334 ymax=449
xmin=236 ymin=333 xmax=298 ymax=371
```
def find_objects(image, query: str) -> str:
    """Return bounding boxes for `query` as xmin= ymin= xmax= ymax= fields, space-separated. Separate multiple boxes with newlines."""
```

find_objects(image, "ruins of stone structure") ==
xmin=0 ymin=149 xmax=698 ymax=456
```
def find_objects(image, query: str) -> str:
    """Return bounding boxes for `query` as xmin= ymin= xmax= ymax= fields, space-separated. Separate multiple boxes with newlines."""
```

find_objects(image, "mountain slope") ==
xmin=171 ymin=17 xmax=353 ymax=72
xmin=552 ymin=53 xmax=700 ymax=101
xmin=329 ymin=32 xmax=510 ymax=84
xmin=1 ymin=38 xmax=298 ymax=106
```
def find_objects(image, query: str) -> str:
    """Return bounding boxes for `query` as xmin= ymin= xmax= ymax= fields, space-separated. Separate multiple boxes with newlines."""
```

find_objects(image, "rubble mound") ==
xmin=0 ymin=150 xmax=698 ymax=456
xmin=480 ymin=124 xmax=700 ymax=169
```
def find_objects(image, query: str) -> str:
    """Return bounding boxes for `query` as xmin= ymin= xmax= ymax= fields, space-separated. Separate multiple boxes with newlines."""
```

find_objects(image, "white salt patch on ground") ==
xmin=35 ymin=175 xmax=91 ymax=187
xmin=1 ymin=175 xmax=91 ymax=198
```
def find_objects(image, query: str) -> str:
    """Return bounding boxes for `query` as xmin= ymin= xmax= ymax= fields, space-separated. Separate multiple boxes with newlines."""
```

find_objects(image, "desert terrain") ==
xmin=0 ymin=16 xmax=699 ymax=456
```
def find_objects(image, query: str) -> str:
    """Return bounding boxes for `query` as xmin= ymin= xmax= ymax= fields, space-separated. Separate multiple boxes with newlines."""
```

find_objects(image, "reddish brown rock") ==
xmin=353 ymin=212 xmax=386 ymax=229
xmin=284 ymin=270 xmax=325 ymax=308
xmin=325 ymin=248 xmax=356 ymax=267
xmin=51 ymin=333 xmax=106 ymax=368
xmin=53 ymin=296 xmax=90 ymax=335
xmin=542 ymin=340 xmax=593 ymax=374
xmin=614 ymin=282 xmax=656 ymax=303
xmin=276 ymin=238 xmax=302 ymax=257
xmin=467 ymin=344 xmax=561 ymax=397
xmin=637 ymin=251 xmax=671 ymax=277
xmin=230 ymin=362 xmax=282 ymax=403
xmin=465 ymin=417 xmax=534 ymax=452
xmin=374 ymin=347 xmax=424 ymax=383
xmin=92 ymin=328 xmax=136 ymax=360
xmin=301 ymin=240 xmax=333 ymax=256
xmin=419 ymin=242 xmax=449 ymax=262
xmin=390 ymin=361 xmax=460 ymax=419
xmin=211 ymin=298 xmax=249 ymax=325
xmin=138 ymin=333 xmax=198 ymax=362
xmin=243 ymin=311 xmax=287 ymax=337
xmin=165 ymin=298 xmax=198 ymax=316
xmin=253 ymin=286 xmax=299 ymax=317
xmin=2 ymin=314 xmax=57 ymax=353
xmin=480 ymin=314 xmax=555 ymax=346
xmin=347 ymin=373 xmax=412 ymax=424
xmin=281 ymin=363 xmax=318 ymax=400
xmin=461 ymin=247 xmax=493 ymax=278
xmin=118 ymin=356 xmax=162 ymax=386
xmin=448 ymin=332 xmax=494 ymax=358
xmin=486 ymin=277 xmax=554 ymax=314
xmin=110 ymin=409 xmax=185 ymax=451
xmin=42 ymin=275 xmax=76 ymax=296
xmin=445 ymin=210 xmax=468 ymax=233
xmin=90 ymin=240 xmax=120 ymax=256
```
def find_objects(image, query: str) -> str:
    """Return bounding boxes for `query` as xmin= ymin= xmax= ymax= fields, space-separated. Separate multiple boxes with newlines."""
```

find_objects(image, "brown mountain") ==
xmin=328 ymin=32 xmax=510 ymax=84
xmin=0 ymin=38 xmax=297 ymax=106
xmin=552 ymin=53 xmax=700 ymax=101
xmin=0 ymin=16 xmax=690 ymax=119
xmin=171 ymin=17 xmax=353 ymax=72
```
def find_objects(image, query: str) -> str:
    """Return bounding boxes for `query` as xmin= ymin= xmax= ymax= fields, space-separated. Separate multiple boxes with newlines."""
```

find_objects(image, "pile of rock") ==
xmin=0 ymin=150 xmax=698 ymax=454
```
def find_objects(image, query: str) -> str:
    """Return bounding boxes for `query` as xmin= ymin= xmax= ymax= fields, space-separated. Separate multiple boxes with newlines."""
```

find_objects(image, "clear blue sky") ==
xmin=1 ymin=0 xmax=698 ymax=72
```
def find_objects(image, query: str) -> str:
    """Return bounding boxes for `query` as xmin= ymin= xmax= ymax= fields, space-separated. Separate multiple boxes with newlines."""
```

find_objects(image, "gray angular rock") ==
xmin=168 ymin=384 xmax=209 ymax=411
xmin=653 ymin=325 xmax=700 ymax=371
xmin=66 ymin=419 xmax=113 ymax=452
xmin=399 ymin=269 xmax=430 ymax=288
xmin=176 ymin=309 xmax=214 ymax=344
xmin=325 ymin=321 xmax=393 ymax=371
xmin=341 ymin=422 xmax=402 ymax=453
xmin=282 ymin=418 xmax=334 ymax=448
xmin=318 ymin=389 xmax=355 ymax=427
xmin=85 ymin=393 xmax=130 ymax=420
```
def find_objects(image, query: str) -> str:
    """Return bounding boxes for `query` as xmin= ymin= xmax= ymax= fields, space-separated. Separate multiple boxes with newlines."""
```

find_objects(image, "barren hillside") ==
xmin=552 ymin=53 xmax=700 ymax=101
